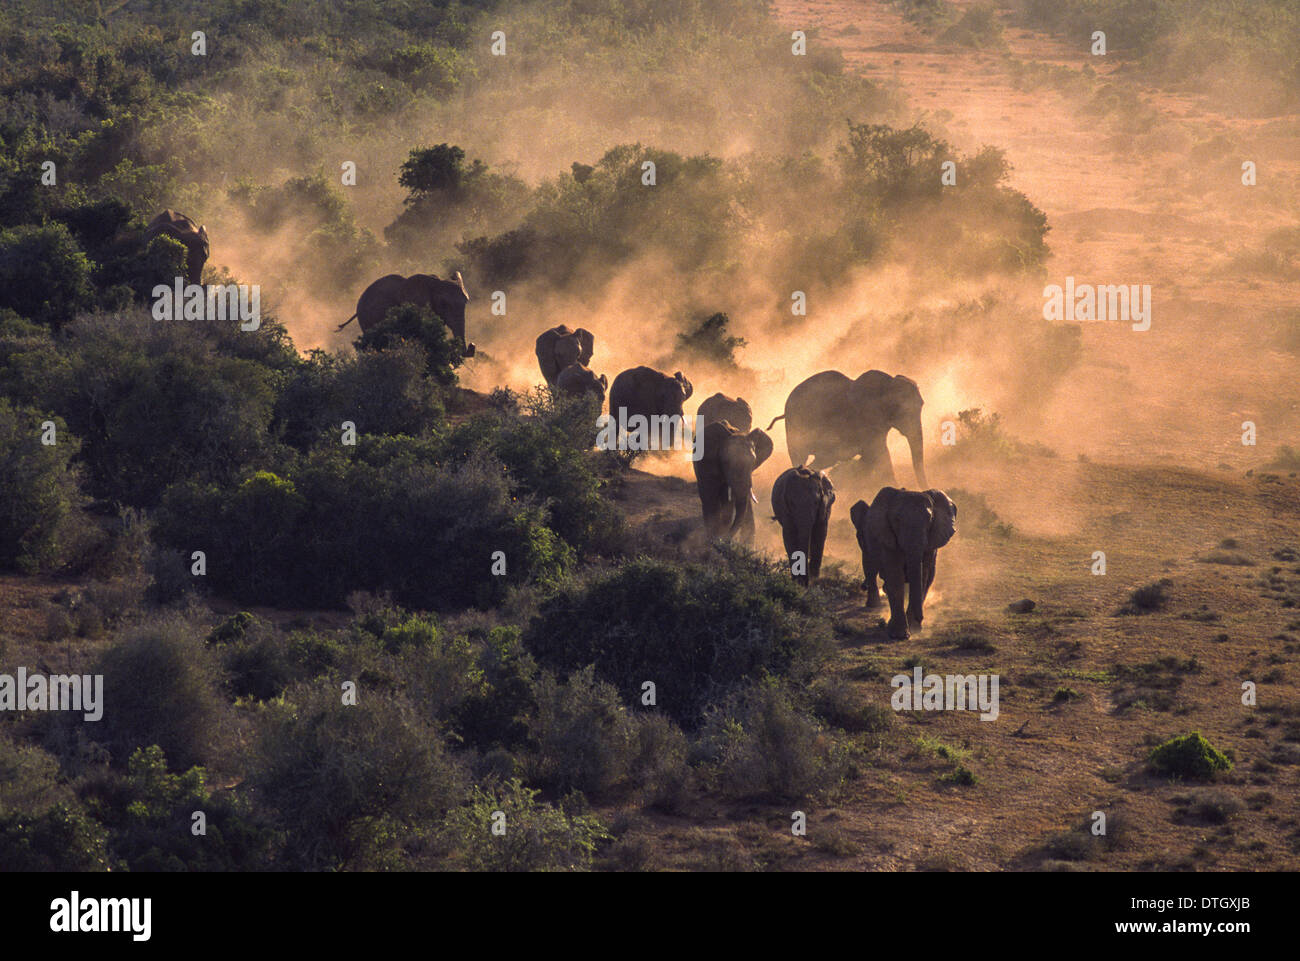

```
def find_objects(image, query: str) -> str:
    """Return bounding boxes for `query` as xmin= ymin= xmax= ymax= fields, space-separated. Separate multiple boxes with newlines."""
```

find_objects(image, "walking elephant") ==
xmin=536 ymin=325 xmax=595 ymax=385
xmin=850 ymin=487 xmax=957 ymax=639
xmin=339 ymin=272 xmax=475 ymax=356
xmin=696 ymin=393 xmax=753 ymax=433
xmin=767 ymin=370 xmax=927 ymax=487
xmin=692 ymin=420 xmax=774 ymax=542
xmin=145 ymin=210 xmax=209 ymax=285
xmin=770 ymin=466 xmax=836 ymax=585
xmin=607 ymin=366 xmax=693 ymax=449
xmin=555 ymin=363 xmax=607 ymax=404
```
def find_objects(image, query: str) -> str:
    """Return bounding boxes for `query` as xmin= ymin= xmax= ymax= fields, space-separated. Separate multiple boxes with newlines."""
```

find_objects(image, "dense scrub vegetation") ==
xmin=0 ymin=0 xmax=1061 ymax=871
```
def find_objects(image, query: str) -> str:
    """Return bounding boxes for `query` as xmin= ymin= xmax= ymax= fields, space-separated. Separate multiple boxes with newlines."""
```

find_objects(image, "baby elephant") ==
xmin=850 ymin=487 xmax=957 ymax=640
xmin=555 ymin=363 xmax=607 ymax=405
xmin=693 ymin=420 xmax=774 ymax=542
xmin=771 ymin=466 xmax=836 ymax=585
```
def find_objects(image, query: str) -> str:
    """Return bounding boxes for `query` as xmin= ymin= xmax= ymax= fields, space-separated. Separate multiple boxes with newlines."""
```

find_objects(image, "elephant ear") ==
xmin=926 ymin=489 xmax=957 ymax=549
xmin=849 ymin=499 xmax=869 ymax=533
xmin=866 ymin=487 xmax=901 ymax=552
xmin=819 ymin=471 xmax=836 ymax=505
xmin=748 ymin=429 xmax=774 ymax=468
xmin=576 ymin=328 xmax=595 ymax=365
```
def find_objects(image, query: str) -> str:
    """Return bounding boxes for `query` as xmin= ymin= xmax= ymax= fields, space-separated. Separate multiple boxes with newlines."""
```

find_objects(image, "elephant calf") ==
xmin=555 ymin=363 xmax=607 ymax=405
xmin=693 ymin=420 xmax=774 ymax=542
xmin=850 ymin=487 xmax=957 ymax=640
xmin=771 ymin=466 xmax=836 ymax=585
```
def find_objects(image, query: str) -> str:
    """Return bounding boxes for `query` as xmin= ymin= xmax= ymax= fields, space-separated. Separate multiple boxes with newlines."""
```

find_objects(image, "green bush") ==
xmin=156 ymin=449 xmax=574 ymax=610
xmin=251 ymin=687 xmax=465 ymax=869
xmin=353 ymin=304 xmax=467 ymax=387
xmin=1149 ymin=732 xmax=1233 ymax=780
xmin=524 ymin=549 xmax=834 ymax=727
xmin=88 ymin=617 xmax=228 ymax=770
xmin=698 ymin=681 xmax=852 ymax=800
xmin=80 ymin=746 xmax=278 ymax=871
xmin=526 ymin=666 xmax=639 ymax=799
xmin=0 ymin=803 xmax=113 ymax=871
xmin=443 ymin=778 xmax=610 ymax=872
xmin=0 ymin=222 xmax=96 ymax=327
xmin=0 ymin=399 xmax=87 ymax=573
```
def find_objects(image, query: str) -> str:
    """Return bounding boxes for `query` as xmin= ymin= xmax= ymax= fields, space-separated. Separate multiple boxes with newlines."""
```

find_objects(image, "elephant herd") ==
xmin=151 ymin=217 xmax=956 ymax=639
xmin=529 ymin=323 xmax=959 ymax=640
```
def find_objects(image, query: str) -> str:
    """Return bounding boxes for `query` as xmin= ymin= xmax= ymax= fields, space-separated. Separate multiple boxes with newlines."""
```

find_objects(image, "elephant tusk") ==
xmin=750 ymin=491 xmax=758 ymax=504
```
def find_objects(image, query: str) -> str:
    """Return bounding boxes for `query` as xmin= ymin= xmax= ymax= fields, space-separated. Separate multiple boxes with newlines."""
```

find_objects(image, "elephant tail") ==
xmin=337 ymin=313 xmax=358 ymax=331
xmin=766 ymin=413 xmax=786 ymax=430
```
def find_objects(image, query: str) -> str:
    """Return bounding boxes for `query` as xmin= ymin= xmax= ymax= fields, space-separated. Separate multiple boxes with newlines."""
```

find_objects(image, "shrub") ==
xmin=443 ymin=779 xmax=610 ymax=872
xmin=88 ymin=617 xmax=228 ymax=769
xmin=0 ymin=803 xmax=112 ymax=871
xmin=697 ymin=681 xmax=852 ymax=800
xmin=156 ymin=449 xmax=574 ymax=610
xmin=0 ymin=222 xmax=96 ymax=327
xmin=1149 ymin=732 xmax=1233 ymax=780
xmin=524 ymin=550 xmax=833 ymax=727
xmin=80 ymin=746 xmax=278 ymax=871
xmin=251 ymin=687 xmax=465 ymax=869
xmin=54 ymin=315 xmax=280 ymax=506
xmin=1118 ymin=578 xmax=1173 ymax=614
xmin=353 ymin=304 xmax=466 ymax=386
xmin=526 ymin=666 xmax=639 ymax=799
xmin=0 ymin=399 xmax=87 ymax=573
xmin=675 ymin=312 xmax=747 ymax=367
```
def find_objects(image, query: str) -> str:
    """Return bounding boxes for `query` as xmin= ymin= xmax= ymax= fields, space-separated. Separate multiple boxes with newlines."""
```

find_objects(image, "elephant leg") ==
xmin=922 ymin=549 xmax=937 ymax=593
xmin=809 ymin=509 xmax=829 ymax=582
xmin=862 ymin=547 xmax=881 ymax=608
xmin=905 ymin=553 xmax=926 ymax=629
xmin=698 ymin=483 xmax=722 ymax=537
xmin=781 ymin=526 xmax=806 ymax=585
xmin=731 ymin=481 xmax=755 ymax=544
xmin=863 ymin=436 xmax=895 ymax=487
xmin=881 ymin=558 xmax=909 ymax=639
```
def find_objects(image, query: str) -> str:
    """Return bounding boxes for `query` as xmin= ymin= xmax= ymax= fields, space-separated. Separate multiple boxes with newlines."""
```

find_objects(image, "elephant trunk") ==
xmin=905 ymin=417 xmax=927 ymax=488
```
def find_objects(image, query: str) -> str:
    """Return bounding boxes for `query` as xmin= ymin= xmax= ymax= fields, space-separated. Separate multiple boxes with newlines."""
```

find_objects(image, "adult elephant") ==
xmin=339 ymin=271 xmax=475 ymax=356
xmin=607 ymin=366 xmax=693 ymax=449
xmin=145 ymin=210 xmax=209 ymax=285
xmin=770 ymin=466 xmax=836 ymax=585
xmin=536 ymin=325 xmax=595 ymax=385
xmin=555 ymin=363 xmax=607 ymax=404
xmin=767 ymin=370 xmax=927 ymax=487
xmin=850 ymin=487 xmax=957 ymax=639
xmin=696 ymin=392 xmax=753 ymax=433
xmin=692 ymin=420 xmax=774 ymax=542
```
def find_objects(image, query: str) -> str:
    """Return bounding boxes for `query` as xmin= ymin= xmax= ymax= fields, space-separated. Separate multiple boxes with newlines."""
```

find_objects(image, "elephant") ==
xmin=145 ymin=210 xmax=208 ymax=285
xmin=770 ymin=466 xmax=836 ymax=585
xmin=555 ymin=363 xmax=607 ymax=404
xmin=696 ymin=392 xmax=753 ymax=433
xmin=338 ymin=272 xmax=475 ymax=356
xmin=767 ymin=370 xmax=927 ymax=488
xmin=850 ymin=487 xmax=957 ymax=639
xmin=536 ymin=325 xmax=595 ymax=385
xmin=692 ymin=420 xmax=774 ymax=542
xmin=607 ymin=367 xmax=693 ymax=449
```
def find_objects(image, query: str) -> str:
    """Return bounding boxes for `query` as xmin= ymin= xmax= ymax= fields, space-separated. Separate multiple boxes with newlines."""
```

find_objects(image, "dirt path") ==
xmin=774 ymin=0 xmax=1300 ymax=468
